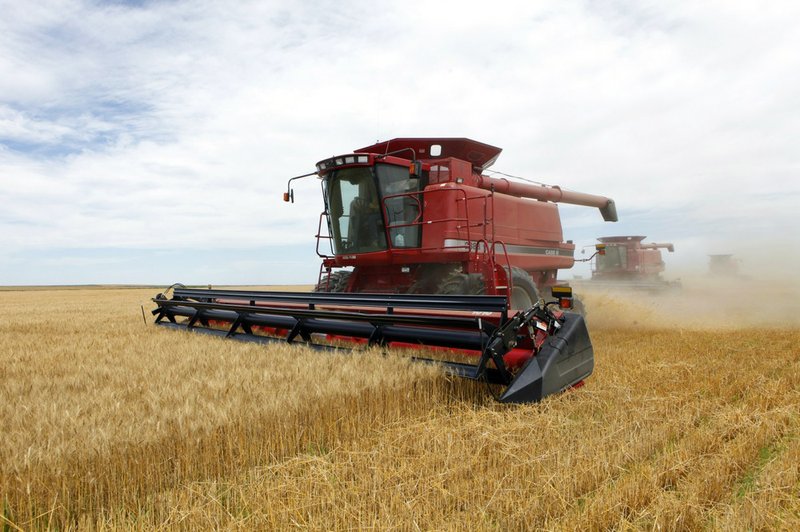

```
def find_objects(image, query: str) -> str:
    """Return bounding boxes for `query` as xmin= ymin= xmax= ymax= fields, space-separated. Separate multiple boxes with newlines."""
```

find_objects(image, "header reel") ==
xmin=152 ymin=287 xmax=594 ymax=404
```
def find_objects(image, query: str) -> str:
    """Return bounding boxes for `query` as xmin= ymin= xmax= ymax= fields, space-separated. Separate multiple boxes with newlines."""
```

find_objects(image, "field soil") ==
xmin=1 ymin=279 xmax=798 ymax=530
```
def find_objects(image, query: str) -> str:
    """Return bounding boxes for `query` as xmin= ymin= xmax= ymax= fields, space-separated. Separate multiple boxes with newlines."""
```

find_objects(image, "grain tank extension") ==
xmin=152 ymin=138 xmax=617 ymax=403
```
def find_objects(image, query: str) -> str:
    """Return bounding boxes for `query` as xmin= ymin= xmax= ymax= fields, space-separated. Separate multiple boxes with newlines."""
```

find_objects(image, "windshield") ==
xmin=596 ymin=245 xmax=627 ymax=272
xmin=325 ymin=163 xmax=423 ymax=255
xmin=326 ymin=167 xmax=387 ymax=254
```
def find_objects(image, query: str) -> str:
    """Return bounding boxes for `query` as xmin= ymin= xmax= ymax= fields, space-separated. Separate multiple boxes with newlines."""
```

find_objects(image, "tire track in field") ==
xmin=548 ymin=381 xmax=799 ymax=530
xmin=709 ymin=430 xmax=800 ymax=530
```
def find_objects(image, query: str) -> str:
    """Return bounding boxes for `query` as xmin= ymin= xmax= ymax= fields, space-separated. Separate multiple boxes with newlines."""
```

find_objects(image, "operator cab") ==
xmin=595 ymin=245 xmax=627 ymax=273
xmin=323 ymin=162 xmax=423 ymax=254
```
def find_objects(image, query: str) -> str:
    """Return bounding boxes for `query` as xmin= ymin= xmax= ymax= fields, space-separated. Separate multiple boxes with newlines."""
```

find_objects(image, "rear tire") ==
xmin=409 ymin=264 xmax=484 ymax=295
xmin=438 ymin=269 xmax=485 ymax=295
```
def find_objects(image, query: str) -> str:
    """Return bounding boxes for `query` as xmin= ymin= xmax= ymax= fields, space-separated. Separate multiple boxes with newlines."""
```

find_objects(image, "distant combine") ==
xmin=574 ymin=235 xmax=680 ymax=292
xmin=708 ymin=254 xmax=740 ymax=277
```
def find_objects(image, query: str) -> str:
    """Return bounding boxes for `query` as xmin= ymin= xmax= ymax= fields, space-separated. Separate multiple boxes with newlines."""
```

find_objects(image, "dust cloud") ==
xmin=571 ymin=241 xmax=800 ymax=331
xmin=578 ymin=274 xmax=800 ymax=331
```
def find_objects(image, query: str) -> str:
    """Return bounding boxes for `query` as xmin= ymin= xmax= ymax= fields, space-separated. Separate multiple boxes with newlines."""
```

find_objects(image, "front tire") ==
xmin=508 ymin=267 xmax=539 ymax=310
xmin=313 ymin=271 xmax=351 ymax=292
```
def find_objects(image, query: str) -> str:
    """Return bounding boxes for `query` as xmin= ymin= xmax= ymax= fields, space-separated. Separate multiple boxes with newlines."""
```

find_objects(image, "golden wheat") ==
xmin=1 ymin=282 xmax=798 ymax=530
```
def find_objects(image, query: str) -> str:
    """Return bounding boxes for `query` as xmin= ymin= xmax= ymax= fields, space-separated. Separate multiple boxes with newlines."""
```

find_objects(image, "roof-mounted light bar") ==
xmin=316 ymin=154 xmax=370 ymax=173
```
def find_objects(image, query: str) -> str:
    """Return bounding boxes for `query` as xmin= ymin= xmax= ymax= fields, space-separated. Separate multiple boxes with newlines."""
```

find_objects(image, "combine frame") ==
xmin=152 ymin=138 xmax=615 ymax=403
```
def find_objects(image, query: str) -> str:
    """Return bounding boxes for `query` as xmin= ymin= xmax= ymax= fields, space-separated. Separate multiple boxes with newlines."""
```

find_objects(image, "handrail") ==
xmin=493 ymin=240 xmax=513 ymax=300
xmin=315 ymin=211 xmax=334 ymax=259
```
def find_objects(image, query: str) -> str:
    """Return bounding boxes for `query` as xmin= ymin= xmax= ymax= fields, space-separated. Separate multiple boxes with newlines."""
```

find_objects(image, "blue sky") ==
xmin=1 ymin=0 xmax=799 ymax=285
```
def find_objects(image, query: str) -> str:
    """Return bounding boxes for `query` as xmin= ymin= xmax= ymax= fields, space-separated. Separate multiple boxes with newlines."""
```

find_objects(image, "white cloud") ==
xmin=0 ymin=0 xmax=798 ymax=283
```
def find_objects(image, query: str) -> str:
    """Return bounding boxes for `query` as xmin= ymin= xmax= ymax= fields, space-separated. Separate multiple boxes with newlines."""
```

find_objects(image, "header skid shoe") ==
xmin=152 ymin=287 xmax=594 ymax=404
xmin=496 ymin=312 xmax=593 ymax=403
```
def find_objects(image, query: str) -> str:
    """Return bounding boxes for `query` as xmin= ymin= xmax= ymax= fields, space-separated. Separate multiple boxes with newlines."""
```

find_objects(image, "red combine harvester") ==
xmin=152 ymin=138 xmax=617 ymax=403
xmin=581 ymin=235 xmax=679 ymax=291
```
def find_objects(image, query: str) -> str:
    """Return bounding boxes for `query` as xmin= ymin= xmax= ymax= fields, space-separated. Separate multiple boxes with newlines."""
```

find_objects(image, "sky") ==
xmin=1 ymin=0 xmax=799 ymax=285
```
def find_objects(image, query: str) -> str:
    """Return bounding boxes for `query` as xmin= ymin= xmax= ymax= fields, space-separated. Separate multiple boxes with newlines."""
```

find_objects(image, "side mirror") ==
xmin=284 ymin=171 xmax=317 ymax=204
xmin=409 ymin=161 xmax=422 ymax=178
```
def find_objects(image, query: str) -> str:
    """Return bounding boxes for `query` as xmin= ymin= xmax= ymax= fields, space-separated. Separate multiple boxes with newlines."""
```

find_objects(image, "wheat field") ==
xmin=1 ymin=280 xmax=799 ymax=530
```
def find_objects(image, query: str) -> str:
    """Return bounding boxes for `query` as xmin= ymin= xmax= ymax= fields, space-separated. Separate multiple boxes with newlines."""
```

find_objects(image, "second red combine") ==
xmin=152 ymin=138 xmax=617 ymax=403
xmin=579 ymin=235 xmax=680 ymax=292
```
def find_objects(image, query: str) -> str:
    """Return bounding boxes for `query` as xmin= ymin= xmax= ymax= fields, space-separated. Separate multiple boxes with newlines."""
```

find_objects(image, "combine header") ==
xmin=152 ymin=138 xmax=617 ymax=403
